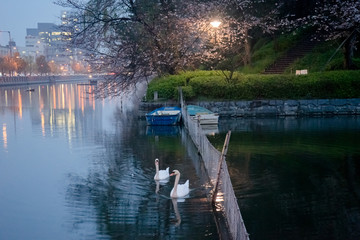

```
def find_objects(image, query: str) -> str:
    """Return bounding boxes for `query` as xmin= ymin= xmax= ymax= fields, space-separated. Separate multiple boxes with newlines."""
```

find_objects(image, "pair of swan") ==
xmin=154 ymin=158 xmax=189 ymax=198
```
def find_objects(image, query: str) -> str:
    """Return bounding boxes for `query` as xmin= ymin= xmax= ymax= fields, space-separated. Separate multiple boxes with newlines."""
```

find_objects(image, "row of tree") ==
xmin=0 ymin=54 xmax=90 ymax=76
xmin=0 ymin=54 xmax=51 ymax=76
xmin=57 ymin=0 xmax=359 ymax=95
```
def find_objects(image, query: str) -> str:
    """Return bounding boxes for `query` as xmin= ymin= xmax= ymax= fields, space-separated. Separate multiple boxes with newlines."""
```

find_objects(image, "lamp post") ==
xmin=0 ymin=30 xmax=12 ymax=57
xmin=210 ymin=20 xmax=221 ymax=43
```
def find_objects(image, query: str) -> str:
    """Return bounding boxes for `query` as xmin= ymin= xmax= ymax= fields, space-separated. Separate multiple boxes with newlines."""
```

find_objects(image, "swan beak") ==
xmin=170 ymin=173 xmax=175 ymax=176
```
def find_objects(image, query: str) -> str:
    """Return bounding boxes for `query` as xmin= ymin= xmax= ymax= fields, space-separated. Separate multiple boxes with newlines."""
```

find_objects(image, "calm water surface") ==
xmin=0 ymin=83 xmax=218 ymax=240
xmin=210 ymin=117 xmax=360 ymax=240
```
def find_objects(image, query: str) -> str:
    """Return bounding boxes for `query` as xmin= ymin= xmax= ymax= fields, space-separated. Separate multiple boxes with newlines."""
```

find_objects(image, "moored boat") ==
xmin=145 ymin=106 xmax=181 ymax=125
xmin=186 ymin=105 xmax=219 ymax=125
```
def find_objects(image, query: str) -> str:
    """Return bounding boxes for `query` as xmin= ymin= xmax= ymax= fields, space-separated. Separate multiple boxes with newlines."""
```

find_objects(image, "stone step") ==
xmin=263 ymin=37 xmax=321 ymax=74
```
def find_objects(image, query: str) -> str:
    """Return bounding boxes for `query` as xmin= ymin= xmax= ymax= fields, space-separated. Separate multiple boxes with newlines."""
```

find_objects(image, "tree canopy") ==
xmin=56 ymin=0 xmax=360 ymax=97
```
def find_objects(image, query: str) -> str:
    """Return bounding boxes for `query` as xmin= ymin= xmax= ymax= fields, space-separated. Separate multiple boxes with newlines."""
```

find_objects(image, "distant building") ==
xmin=19 ymin=35 xmax=45 ymax=58
xmin=18 ymin=11 xmax=88 ymax=75
xmin=24 ymin=23 xmax=64 ymax=61
xmin=21 ymin=19 xmax=80 ymax=74
xmin=0 ymin=40 xmax=16 ymax=57
xmin=0 ymin=45 xmax=10 ymax=57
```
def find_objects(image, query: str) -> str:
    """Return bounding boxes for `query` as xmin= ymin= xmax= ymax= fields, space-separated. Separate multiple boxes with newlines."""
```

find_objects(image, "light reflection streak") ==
xmin=5 ymin=90 xmax=8 ymax=106
xmin=41 ymin=112 xmax=45 ymax=136
xmin=0 ymin=82 xmax=99 ymax=143
xmin=2 ymin=124 xmax=7 ymax=150
xmin=80 ymin=87 xmax=85 ymax=114
xmin=61 ymin=84 xmax=65 ymax=109
xmin=52 ymin=86 xmax=56 ymax=109
xmin=214 ymin=192 xmax=225 ymax=212
xmin=91 ymin=87 xmax=95 ymax=111
xmin=17 ymin=90 xmax=22 ymax=119
xmin=29 ymin=88 xmax=32 ymax=105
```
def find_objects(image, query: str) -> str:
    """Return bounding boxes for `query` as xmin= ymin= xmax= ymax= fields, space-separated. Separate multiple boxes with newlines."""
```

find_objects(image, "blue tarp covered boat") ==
xmin=186 ymin=105 xmax=219 ymax=125
xmin=145 ymin=107 xmax=181 ymax=125
xmin=187 ymin=105 xmax=214 ymax=116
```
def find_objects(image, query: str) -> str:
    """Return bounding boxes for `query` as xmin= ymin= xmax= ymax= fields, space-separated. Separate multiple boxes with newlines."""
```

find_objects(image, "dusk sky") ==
xmin=0 ymin=0 xmax=66 ymax=46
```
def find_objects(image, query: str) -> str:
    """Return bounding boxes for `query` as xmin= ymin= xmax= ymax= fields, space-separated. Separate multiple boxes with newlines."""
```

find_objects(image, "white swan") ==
xmin=170 ymin=170 xmax=189 ymax=198
xmin=154 ymin=158 xmax=170 ymax=180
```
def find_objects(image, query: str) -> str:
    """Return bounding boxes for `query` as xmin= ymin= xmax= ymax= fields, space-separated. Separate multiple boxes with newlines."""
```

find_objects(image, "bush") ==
xmin=145 ymin=70 xmax=360 ymax=101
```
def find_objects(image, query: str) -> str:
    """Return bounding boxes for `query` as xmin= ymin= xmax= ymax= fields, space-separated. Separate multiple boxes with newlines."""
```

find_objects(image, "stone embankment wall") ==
xmin=187 ymin=98 xmax=360 ymax=117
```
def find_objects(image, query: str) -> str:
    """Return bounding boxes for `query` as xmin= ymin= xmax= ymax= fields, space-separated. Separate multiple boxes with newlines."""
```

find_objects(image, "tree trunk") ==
xmin=344 ymin=33 xmax=356 ymax=70
xmin=243 ymin=28 xmax=251 ymax=66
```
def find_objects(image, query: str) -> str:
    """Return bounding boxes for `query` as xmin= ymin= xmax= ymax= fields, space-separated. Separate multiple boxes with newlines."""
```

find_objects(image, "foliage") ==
xmin=55 ymin=0 xmax=360 ymax=98
xmin=0 ymin=56 xmax=16 ymax=76
xmin=288 ymin=41 xmax=343 ymax=73
xmin=146 ymin=70 xmax=360 ymax=101
xmin=36 ymin=55 xmax=51 ymax=75
xmin=279 ymin=0 xmax=360 ymax=69
xmin=57 ymin=0 xmax=229 ymax=97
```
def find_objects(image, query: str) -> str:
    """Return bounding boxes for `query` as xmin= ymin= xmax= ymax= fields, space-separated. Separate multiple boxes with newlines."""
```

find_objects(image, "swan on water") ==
xmin=154 ymin=158 xmax=170 ymax=180
xmin=170 ymin=170 xmax=189 ymax=198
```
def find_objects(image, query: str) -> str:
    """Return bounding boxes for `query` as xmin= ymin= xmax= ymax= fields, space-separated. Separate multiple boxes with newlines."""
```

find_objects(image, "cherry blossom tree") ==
xmin=280 ymin=0 xmax=360 ymax=69
xmin=57 ymin=0 xmax=225 ymax=96
xmin=56 ymin=0 xmax=358 ymax=97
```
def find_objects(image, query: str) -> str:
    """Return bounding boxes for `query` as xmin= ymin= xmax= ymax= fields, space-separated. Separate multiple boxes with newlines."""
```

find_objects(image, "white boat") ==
xmin=186 ymin=105 xmax=219 ymax=125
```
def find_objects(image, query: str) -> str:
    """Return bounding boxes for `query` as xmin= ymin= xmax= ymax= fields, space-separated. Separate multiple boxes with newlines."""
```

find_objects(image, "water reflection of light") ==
xmin=52 ymin=86 xmax=57 ymax=109
xmin=61 ymin=85 xmax=65 ymax=109
xmin=41 ymin=112 xmax=45 ymax=136
xmin=1 ymin=83 xmax=99 ymax=140
xmin=214 ymin=191 xmax=225 ymax=212
xmin=4 ymin=90 xmax=8 ymax=106
xmin=29 ymin=88 xmax=33 ymax=105
xmin=17 ymin=90 xmax=22 ymax=119
xmin=2 ymin=124 xmax=7 ymax=150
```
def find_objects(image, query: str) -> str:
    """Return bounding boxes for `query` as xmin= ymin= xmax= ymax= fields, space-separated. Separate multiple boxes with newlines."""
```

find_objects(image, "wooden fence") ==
xmin=180 ymin=90 xmax=249 ymax=240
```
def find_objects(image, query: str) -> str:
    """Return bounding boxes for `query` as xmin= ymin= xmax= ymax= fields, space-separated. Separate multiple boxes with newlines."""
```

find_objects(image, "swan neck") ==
xmin=173 ymin=173 xmax=180 ymax=195
xmin=155 ymin=164 xmax=159 ymax=174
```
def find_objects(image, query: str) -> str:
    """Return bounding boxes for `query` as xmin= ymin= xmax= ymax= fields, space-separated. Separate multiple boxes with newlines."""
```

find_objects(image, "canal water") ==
xmin=209 ymin=117 xmax=360 ymax=240
xmin=0 ymin=83 xmax=219 ymax=240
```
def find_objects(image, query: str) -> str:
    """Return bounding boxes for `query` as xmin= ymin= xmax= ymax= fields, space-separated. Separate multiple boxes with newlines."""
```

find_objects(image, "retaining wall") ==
xmin=188 ymin=98 xmax=360 ymax=117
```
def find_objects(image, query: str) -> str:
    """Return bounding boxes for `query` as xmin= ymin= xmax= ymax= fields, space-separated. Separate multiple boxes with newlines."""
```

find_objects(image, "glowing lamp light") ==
xmin=210 ymin=21 xmax=221 ymax=28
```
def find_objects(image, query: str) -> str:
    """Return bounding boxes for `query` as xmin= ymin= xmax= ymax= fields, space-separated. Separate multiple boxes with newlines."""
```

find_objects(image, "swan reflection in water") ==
xmin=169 ymin=170 xmax=190 ymax=227
xmin=155 ymin=178 xmax=169 ymax=194
xmin=154 ymin=180 xmax=182 ymax=226
xmin=171 ymin=198 xmax=182 ymax=226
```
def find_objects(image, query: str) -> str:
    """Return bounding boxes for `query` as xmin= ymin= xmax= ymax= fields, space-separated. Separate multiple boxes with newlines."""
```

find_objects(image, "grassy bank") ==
xmin=145 ymin=30 xmax=360 ymax=102
xmin=145 ymin=70 xmax=360 ymax=101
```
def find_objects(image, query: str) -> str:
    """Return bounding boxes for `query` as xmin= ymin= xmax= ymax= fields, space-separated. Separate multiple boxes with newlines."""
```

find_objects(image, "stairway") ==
xmin=263 ymin=37 xmax=320 ymax=74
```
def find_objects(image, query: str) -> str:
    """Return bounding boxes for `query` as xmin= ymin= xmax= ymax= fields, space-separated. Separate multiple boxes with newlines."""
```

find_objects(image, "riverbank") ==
xmin=140 ymin=98 xmax=360 ymax=117
xmin=0 ymin=75 xmax=101 ymax=87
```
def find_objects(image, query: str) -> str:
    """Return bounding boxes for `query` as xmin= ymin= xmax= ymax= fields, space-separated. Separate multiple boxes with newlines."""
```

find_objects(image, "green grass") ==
xmin=146 ymin=70 xmax=360 ymax=101
xmin=287 ymin=41 xmax=345 ymax=73
xmin=145 ymin=30 xmax=360 ymax=101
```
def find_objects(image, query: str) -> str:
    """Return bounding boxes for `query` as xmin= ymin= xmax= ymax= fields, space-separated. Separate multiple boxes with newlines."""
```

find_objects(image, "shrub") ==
xmin=145 ymin=70 xmax=360 ymax=101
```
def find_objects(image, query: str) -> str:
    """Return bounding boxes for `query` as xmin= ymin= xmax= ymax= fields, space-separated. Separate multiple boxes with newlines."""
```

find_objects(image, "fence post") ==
xmin=212 ymin=130 xmax=231 ymax=205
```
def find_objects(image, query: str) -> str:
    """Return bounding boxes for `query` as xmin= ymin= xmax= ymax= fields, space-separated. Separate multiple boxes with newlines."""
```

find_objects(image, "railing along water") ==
xmin=180 ymin=92 xmax=249 ymax=240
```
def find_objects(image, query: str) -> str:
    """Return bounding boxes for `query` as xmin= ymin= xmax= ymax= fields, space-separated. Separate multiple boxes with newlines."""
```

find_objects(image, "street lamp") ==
xmin=210 ymin=20 xmax=221 ymax=43
xmin=210 ymin=21 xmax=221 ymax=28
xmin=0 ymin=30 xmax=12 ymax=57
